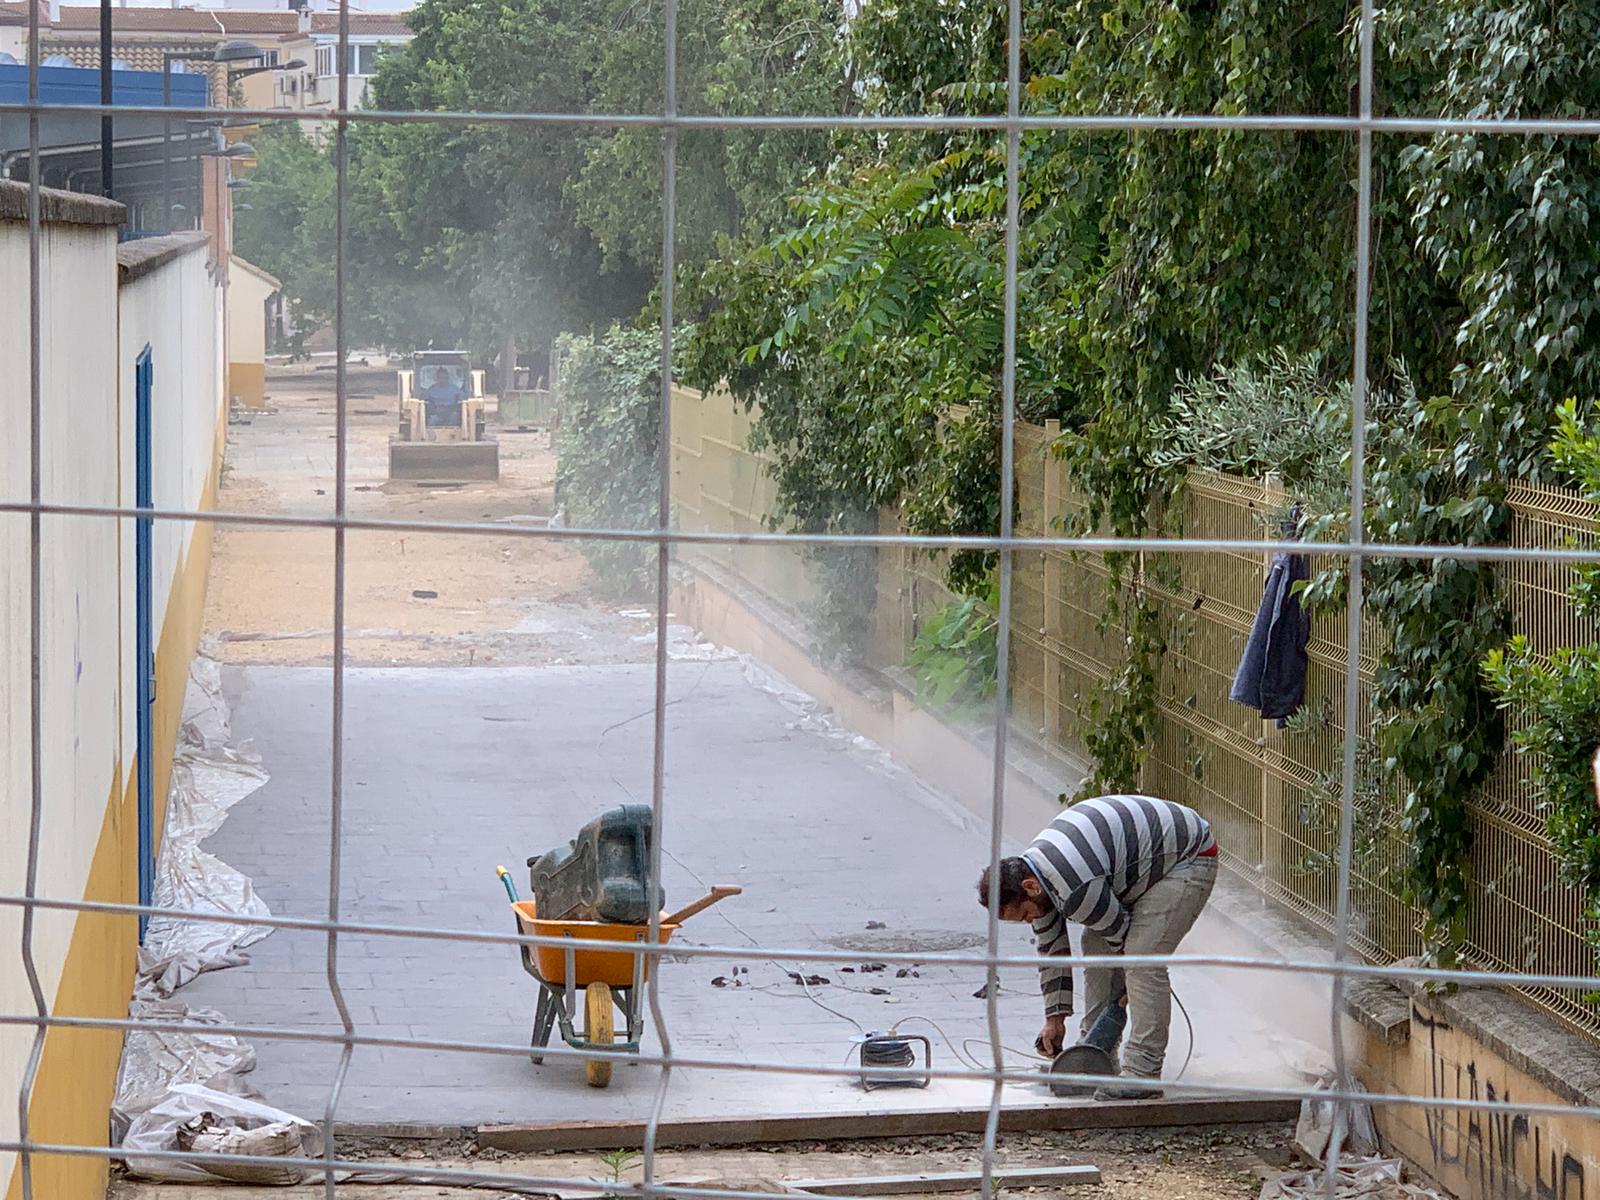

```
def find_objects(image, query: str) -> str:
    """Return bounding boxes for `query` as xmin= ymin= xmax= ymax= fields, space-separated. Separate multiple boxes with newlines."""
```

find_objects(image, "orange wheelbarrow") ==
xmin=497 ymin=868 xmax=739 ymax=1087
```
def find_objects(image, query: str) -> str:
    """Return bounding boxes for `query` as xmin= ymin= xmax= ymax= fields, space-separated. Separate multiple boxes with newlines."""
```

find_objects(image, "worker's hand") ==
xmin=1035 ymin=1014 xmax=1068 ymax=1057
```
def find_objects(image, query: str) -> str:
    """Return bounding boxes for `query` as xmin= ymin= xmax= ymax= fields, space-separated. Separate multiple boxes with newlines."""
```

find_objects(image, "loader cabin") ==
xmin=389 ymin=350 xmax=499 ymax=482
xmin=414 ymin=352 xmax=471 ymax=425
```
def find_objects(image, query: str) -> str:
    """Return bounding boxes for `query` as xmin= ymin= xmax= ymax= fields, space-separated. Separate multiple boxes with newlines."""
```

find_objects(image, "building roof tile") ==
xmin=0 ymin=5 xmax=409 ymax=37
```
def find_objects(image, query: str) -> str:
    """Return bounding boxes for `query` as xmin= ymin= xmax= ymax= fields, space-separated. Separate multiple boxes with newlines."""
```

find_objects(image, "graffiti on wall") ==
xmin=1416 ymin=1005 xmax=1588 ymax=1200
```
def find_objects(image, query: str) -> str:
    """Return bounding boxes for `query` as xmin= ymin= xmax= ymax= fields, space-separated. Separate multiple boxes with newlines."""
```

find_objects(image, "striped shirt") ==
xmin=1023 ymin=795 xmax=1215 ymax=1016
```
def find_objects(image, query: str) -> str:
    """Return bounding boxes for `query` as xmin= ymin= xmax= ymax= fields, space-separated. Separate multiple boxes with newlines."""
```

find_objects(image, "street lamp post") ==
xmin=229 ymin=57 xmax=304 ymax=83
xmin=161 ymin=39 xmax=264 ymax=233
xmin=100 ymin=0 xmax=112 ymax=198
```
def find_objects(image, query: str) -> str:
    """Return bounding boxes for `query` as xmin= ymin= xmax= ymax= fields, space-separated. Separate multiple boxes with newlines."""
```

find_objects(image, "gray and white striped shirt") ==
xmin=1023 ymin=795 xmax=1215 ymax=1016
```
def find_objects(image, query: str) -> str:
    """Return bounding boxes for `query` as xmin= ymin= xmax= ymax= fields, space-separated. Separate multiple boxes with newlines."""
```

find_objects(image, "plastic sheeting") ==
xmin=111 ymin=647 xmax=323 ymax=1183
xmin=136 ymin=651 xmax=273 ymax=1001
xmin=122 ymin=1084 xmax=324 ymax=1186
xmin=110 ymin=1002 xmax=257 ymax=1145
xmin=1258 ymin=1081 xmax=1444 ymax=1200
xmin=1296 ymin=1076 xmax=1381 ymax=1163
xmin=1259 ymin=1158 xmax=1444 ymax=1200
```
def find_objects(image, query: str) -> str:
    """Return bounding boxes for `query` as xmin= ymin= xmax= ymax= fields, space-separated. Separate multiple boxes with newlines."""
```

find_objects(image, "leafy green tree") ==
xmin=1484 ymin=402 xmax=1600 ymax=968
xmin=679 ymin=0 xmax=1600 ymax=963
xmin=328 ymin=0 xmax=843 ymax=358
xmin=233 ymin=124 xmax=337 ymax=353
xmin=573 ymin=0 xmax=846 ymax=274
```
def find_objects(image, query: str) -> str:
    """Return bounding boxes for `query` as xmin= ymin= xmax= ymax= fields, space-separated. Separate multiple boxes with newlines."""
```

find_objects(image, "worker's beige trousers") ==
xmin=1079 ymin=855 xmax=1218 ymax=1080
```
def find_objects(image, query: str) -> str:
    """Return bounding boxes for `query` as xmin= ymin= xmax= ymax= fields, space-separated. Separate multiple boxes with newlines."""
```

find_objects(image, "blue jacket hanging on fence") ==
xmin=1230 ymin=550 xmax=1310 ymax=722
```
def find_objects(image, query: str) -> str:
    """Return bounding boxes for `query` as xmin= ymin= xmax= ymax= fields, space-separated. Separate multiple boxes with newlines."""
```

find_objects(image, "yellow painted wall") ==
xmin=228 ymin=360 xmax=267 ymax=410
xmin=227 ymin=259 xmax=276 ymax=411
xmin=1362 ymin=992 xmax=1600 ymax=1200
xmin=0 ymin=213 xmax=123 ymax=1200
xmin=3 ymin=473 xmax=221 ymax=1200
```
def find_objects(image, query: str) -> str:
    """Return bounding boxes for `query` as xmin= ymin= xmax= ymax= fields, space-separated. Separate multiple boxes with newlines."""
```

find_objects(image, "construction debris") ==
xmin=785 ymin=1163 xmax=1101 ymax=1195
xmin=1257 ymin=1079 xmax=1439 ymax=1200
xmin=1294 ymin=1076 xmax=1380 ymax=1163
xmin=1258 ymin=1157 xmax=1444 ymax=1200
xmin=125 ymin=1085 xmax=323 ymax=1185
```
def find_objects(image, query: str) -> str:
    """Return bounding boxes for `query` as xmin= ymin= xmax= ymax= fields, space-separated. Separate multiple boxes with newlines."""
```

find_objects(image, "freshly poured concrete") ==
xmin=175 ymin=659 xmax=1332 ymax=1130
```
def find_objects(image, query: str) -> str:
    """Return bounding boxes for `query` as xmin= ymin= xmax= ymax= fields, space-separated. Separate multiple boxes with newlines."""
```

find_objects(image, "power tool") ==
xmin=1048 ymin=992 xmax=1127 ymax=1097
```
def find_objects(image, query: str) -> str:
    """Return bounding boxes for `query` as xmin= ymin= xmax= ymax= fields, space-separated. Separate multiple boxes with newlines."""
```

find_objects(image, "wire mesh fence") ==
xmin=13 ymin=0 xmax=1600 ymax=1195
xmin=677 ymin=393 xmax=1600 ymax=1038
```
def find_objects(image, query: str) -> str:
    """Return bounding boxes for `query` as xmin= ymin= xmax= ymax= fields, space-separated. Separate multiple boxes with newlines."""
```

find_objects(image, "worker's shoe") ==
xmin=1093 ymin=1077 xmax=1164 ymax=1101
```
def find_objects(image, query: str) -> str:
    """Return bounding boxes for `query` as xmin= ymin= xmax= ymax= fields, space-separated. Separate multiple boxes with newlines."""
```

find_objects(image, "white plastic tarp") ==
xmin=111 ymin=648 xmax=321 ymax=1183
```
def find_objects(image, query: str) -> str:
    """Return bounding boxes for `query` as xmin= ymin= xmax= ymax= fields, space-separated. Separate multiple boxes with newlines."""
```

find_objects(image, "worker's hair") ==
xmin=976 ymin=857 xmax=1033 ymax=909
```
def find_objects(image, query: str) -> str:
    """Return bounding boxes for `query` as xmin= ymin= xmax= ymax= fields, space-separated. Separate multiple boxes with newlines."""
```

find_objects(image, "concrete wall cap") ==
xmin=1344 ymin=977 xmax=1412 ymax=1046
xmin=1377 ymin=961 xmax=1600 ymax=1107
xmin=0 ymin=179 xmax=125 ymax=226
xmin=117 ymin=231 xmax=209 ymax=284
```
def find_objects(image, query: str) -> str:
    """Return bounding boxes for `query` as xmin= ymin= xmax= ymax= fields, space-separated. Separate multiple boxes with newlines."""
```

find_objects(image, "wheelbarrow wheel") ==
xmin=584 ymin=982 xmax=614 ymax=1088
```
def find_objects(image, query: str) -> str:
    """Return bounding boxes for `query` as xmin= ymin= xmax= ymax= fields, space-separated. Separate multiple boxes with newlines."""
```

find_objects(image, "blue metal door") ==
xmin=135 ymin=346 xmax=154 ymax=940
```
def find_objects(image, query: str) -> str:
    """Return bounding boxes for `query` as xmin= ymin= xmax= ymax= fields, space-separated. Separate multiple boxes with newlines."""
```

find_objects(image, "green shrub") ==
xmin=1483 ymin=401 xmax=1600 ymax=947
xmin=907 ymin=580 xmax=999 ymax=714
xmin=553 ymin=328 xmax=661 ymax=595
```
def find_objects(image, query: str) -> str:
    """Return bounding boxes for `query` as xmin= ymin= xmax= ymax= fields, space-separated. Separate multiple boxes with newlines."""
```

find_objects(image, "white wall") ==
xmin=0 ymin=209 xmax=224 ymax=1196
xmin=229 ymin=261 xmax=274 ymax=366
xmin=0 ymin=207 xmax=123 ymax=1194
xmin=118 ymin=242 xmax=224 ymax=663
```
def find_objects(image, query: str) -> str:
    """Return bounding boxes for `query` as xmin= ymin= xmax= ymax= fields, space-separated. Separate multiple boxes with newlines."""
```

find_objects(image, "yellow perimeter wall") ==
xmin=1361 ymin=989 xmax=1600 ymax=1200
xmin=227 ymin=256 xmax=277 ymax=411
xmin=0 ymin=198 xmax=225 ymax=1200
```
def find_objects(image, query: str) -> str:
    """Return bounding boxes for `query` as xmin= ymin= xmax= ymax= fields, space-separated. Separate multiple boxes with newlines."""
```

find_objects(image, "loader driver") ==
xmin=976 ymin=794 xmax=1217 ymax=1100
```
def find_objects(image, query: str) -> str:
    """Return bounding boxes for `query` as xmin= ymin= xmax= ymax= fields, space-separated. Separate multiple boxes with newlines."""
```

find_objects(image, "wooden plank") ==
xmin=786 ymin=1164 xmax=1101 ymax=1195
xmin=477 ymin=1096 xmax=1299 ymax=1153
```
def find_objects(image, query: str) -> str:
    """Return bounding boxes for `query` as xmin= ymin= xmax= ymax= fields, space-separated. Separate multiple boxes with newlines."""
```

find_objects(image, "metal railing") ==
xmin=14 ymin=0 xmax=1600 ymax=1195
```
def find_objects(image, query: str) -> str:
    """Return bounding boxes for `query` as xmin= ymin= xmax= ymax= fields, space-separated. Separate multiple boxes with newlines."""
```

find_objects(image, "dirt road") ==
xmin=205 ymin=364 xmax=654 ymax=667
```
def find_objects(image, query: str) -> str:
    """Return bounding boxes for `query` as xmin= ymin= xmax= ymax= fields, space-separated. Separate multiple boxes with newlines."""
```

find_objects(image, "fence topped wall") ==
xmin=669 ymin=384 xmax=1600 ymax=1041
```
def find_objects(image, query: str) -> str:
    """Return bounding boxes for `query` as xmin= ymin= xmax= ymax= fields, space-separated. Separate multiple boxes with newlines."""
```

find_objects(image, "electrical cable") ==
xmin=669 ymin=830 xmax=1197 ymax=1081
xmin=890 ymin=1013 xmax=1046 ymax=1072
xmin=1172 ymin=983 xmax=1196 ymax=1081
xmin=658 ymin=845 xmax=865 ymax=1033
xmin=598 ymin=654 xmax=718 ymax=741
xmin=890 ymin=982 xmax=1197 ymax=1082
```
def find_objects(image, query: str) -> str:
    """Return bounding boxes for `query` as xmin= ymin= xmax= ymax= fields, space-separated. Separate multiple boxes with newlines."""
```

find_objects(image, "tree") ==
xmin=326 ymin=0 xmax=844 ymax=358
xmin=679 ymin=0 xmax=1600 ymax=962
xmin=233 ymin=124 xmax=337 ymax=353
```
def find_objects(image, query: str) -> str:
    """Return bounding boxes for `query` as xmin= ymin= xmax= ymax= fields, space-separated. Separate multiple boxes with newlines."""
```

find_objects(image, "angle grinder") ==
xmin=1047 ymin=992 xmax=1127 ymax=1097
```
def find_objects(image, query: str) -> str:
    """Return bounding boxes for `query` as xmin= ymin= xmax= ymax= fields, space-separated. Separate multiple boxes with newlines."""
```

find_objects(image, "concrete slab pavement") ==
xmin=176 ymin=659 xmax=1330 ymax=1130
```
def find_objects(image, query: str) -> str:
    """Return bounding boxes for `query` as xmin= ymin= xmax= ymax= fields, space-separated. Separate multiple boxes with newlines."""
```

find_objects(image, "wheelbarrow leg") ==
xmin=616 ymin=986 xmax=640 ymax=1043
xmin=530 ymin=987 xmax=557 ymax=1065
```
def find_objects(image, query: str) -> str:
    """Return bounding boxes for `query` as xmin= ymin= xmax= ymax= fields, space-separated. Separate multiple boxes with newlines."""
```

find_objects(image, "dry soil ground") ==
xmin=108 ymin=1124 xmax=1297 ymax=1199
xmin=205 ymin=363 xmax=650 ymax=668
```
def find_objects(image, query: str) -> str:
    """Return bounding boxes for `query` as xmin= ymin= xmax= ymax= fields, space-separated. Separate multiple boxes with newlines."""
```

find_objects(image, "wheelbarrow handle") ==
xmin=496 ymin=865 xmax=520 ymax=904
xmin=662 ymin=885 xmax=741 ymax=927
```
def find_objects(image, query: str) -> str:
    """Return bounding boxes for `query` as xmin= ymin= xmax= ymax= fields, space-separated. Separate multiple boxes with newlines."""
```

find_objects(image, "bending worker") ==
xmin=976 ymin=794 xmax=1217 ymax=1099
